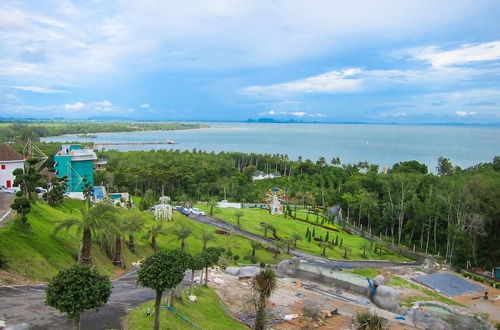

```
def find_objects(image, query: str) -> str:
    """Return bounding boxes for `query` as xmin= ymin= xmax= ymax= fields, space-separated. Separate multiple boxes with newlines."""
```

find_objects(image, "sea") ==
xmin=42 ymin=122 xmax=500 ymax=171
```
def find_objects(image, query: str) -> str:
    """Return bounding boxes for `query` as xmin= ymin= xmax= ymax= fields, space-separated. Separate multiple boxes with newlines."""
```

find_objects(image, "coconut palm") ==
xmin=234 ymin=210 xmax=244 ymax=226
xmin=342 ymin=245 xmax=352 ymax=259
xmin=144 ymin=223 xmax=167 ymax=251
xmin=208 ymin=197 xmax=218 ymax=215
xmin=222 ymin=232 xmax=239 ymax=257
xmin=252 ymin=268 xmax=277 ymax=330
xmin=200 ymin=229 xmax=214 ymax=250
xmin=172 ymin=222 xmax=192 ymax=250
xmin=95 ymin=216 xmax=125 ymax=268
xmin=250 ymin=241 xmax=263 ymax=259
xmin=54 ymin=204 xmax=117 ymax=265
xmin=291 ymin=233 xmax=302 ymax=247
xmin=283 ymin=237 xmax=294 ymax=254
xmin=122 ymin=211 xmax=145 ymax=254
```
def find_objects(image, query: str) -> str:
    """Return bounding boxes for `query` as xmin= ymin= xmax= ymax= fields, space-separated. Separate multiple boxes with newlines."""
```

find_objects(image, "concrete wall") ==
xmin=0 ymin=160 xmax=24 ymax=187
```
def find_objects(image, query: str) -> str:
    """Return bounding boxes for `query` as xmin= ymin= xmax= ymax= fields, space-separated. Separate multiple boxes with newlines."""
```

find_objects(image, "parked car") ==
xmin=189 ymin=208 xmax=206 ymax=216
xmin=0 ymin=185 xmax=16 ymax=194
xmin=174 ymin=206 xmax=190 ymax=216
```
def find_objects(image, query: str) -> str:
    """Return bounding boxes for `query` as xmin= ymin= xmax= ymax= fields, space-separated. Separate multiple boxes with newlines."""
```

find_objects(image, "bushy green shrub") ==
xmin=259 ymin=262 xmax=266 ymax=268
xmin=355 ymin=310 xmax=389 ymax=330
xmin=233 ymin=255 xmax=240 ymax=261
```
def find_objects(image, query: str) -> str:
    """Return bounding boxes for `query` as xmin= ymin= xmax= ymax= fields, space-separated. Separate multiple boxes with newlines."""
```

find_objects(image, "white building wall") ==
xmin=0 ymin=160 xmax=24 ymax=187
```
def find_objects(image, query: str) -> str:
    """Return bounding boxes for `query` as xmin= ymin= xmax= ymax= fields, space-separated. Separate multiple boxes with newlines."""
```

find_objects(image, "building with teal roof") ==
xmin=54 ymin=144 xmax=97 ymax=192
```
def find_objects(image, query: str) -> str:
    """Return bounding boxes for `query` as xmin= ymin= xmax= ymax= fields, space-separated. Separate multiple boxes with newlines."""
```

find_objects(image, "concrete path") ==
xmin=0 ymin=193 xmax=14 ymax=228
xmin=188 ymin=213 xmax=424 ymax=269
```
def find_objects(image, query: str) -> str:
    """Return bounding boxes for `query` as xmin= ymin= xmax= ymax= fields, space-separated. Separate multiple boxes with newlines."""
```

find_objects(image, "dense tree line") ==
xmin=94 ymin=149 xmax=500 ymax=269
xmin=0 ymin=121 xmax=208 ymax=143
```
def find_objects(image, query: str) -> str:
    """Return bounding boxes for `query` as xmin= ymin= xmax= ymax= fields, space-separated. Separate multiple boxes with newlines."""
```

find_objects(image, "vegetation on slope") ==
xmin=124 ymin=286 xmax=246 ymax=330
xmin=0 ymin=199 xmax=277 ymax=282
xmin=199 ymin=206 xmax=409 ymax=261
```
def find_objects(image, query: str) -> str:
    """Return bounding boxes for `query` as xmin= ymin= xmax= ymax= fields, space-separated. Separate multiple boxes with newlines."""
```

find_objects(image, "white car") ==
xmin=0 ymin=185 xmax=16 ymax=194
xmin=189 ymin=208 xmax=206 ymax=216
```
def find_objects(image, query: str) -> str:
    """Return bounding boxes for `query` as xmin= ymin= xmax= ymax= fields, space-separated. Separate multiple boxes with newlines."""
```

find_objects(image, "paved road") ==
xmin=188 ymin=213 xmax=424 ymax=269
xmin=0 ymin=192 xmax=14 ymax=227
xmin=0 ymin=269 xmax=161 ymax=329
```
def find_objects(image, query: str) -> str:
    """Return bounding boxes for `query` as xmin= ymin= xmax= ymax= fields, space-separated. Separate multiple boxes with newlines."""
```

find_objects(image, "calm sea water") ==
xmin=42 ymin=123 xmax=500 ymax=171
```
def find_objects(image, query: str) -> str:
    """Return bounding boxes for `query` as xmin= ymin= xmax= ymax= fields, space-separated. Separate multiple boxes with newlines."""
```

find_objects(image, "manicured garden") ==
xmin=198 ymin=206 xmax=410 ymax=262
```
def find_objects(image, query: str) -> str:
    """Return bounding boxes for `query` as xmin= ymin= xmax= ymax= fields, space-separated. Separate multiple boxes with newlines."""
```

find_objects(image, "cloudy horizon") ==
xmin=1 ymin=0 xmax=499 ymax=123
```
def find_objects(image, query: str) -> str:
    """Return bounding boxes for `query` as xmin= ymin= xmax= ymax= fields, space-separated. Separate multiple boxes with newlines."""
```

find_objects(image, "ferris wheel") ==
xmin=265 ymin=187 xmax=288 ymax=215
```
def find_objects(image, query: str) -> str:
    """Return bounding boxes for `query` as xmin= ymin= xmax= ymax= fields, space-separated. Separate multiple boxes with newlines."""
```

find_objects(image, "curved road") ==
xmin=188 ymin=213 xmax=425 ymax=269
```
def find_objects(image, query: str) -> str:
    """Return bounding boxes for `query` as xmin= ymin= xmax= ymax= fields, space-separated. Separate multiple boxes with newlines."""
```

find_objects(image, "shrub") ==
xmin=355 ymin=310 xmax=389 ymax=330
xmin=243 ymin=255 xmax=250 ymax=261
xmin=259 ymin=262 xmax=266 ymax=268
xmin=233 ymin=255 xmax=240 ymax=261
xmin=0 ymin=250 xmax=6 ymax=268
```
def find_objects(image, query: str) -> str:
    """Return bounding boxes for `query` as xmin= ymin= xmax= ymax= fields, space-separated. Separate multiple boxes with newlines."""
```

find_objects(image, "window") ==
xmin=1 ymin=164 xmax=5 ymax=170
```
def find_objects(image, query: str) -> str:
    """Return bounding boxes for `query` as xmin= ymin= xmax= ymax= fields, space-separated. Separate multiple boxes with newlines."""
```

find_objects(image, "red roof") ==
xmin=0 ymin=143 xmax=25 ymax=161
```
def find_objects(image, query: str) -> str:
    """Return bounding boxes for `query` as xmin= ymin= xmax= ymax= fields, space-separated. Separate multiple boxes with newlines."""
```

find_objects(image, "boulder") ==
xmin=239 ymin=266 xmax=261 ymax=278
xmin=225 ymin=267 xmax=241 ymax=276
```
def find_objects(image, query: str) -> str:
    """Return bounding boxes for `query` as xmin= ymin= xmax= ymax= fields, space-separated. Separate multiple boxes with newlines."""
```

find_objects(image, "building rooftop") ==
xmin=0 ymin=143 xmax=25 ymax=161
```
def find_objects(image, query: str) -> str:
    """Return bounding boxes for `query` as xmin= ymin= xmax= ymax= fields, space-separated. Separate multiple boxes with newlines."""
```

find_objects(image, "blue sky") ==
xmin=1 ymin=0 xmax=500 ymax=123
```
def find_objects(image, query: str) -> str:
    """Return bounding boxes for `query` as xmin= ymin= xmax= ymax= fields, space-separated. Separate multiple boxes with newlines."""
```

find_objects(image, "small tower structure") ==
xmin=154 ymin=196 xmax=173 ymax=221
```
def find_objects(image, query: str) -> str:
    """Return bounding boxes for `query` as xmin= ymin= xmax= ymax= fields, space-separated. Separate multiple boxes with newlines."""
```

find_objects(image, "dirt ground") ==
xmin=453 ymin=286 xmax=500 ymax=323
xmin=207 ymin=270 xmax=418 ymax=330
xmin=0 ymin=269 xmax=41 ymax=286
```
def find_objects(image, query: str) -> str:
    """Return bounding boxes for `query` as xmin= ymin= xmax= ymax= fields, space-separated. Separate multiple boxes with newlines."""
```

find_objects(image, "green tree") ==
xmin=44 ymin=176 xmax=67 ymax=206
xmin=292 ymin=233 xmax=302 ymax=247
xmin=136 ymin=249 xmax=190 ymax=330
xmin=234 ymin=210 xmax=244 ymax=226
xmin=283 ymin=237 xmax=294 ymax=254
xmin=81 ymin=178 xmax=94 ymax=207
xmin=200 ymin=229 xmax=215 ymax=250
xmin=54 ymin=204 xmax=117 ymax=264
xmin=200 ymin=247 xmax=221 ymax=287
xmin=250 ymin=241 xmax=263 ymax=261
xmin=188 ymin=254 xmax=205 ymax=295
xmin=171 ymin=222 xmax=193 ymax=250
xmin=45 ymin=264 xmax=111 ymax=330
xmin=208 ymin=197 xmax=218 ymax=215
xmin=144 ymin=223 xmax=167 ymax=251
xmin=10 ymin=196 xmax=31 ymax=228
xmin=122 ymin=211 xmax=145 ymax=254
xmin=252 ymin=268 xmax=277 ymax=330
xmin=436 ymin=157 xmax=454 ymax=176
xmin=12 ymin=158 xmax=43 ymax=198
xmin=342 ymin=245 xmax=351 ymax=259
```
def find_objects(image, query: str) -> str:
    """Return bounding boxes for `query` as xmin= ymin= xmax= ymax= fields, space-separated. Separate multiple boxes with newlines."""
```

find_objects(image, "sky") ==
xmin=0 ymin=0 xmax=500 ymax=123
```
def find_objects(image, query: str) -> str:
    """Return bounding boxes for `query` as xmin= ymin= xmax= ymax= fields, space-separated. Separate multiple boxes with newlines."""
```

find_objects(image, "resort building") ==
xmin=54 ymin=144 xmax=97 ymax=193
xmin=0 ymin=143 xmax=25 ymax=188
xmin=252 ymin=170 xmax=281 ymax=181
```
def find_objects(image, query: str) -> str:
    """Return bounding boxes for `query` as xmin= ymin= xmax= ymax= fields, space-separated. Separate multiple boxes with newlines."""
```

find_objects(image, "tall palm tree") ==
xmin=283 ymin=237 xmax=294 ymax=254
xmin=222 ymin=232 xmax=239 ymax=256
xmin=144 ymin=223 xmax=167 ymax=251
xmin=54 ymin=204 xmax=117 ymax=265
xmin=208 ymin=197 xmax=218 ymax=215
xmin=122 ymin=211 xmax=145 ymax=254
xmin=252 ymin=268 xmax=277 ymax=330
xmin=172 ymin=223 xmax=192 ymax=250
xmin=200 ymin=229 xmax=214 ymax=250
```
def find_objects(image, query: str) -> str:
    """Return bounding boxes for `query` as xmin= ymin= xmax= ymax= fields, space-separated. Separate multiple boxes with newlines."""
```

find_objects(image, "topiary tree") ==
xmin=45 ymin=176 xmax=67 ymax=206
xmin=200 ymin=247 xmax=221 ymax=287
xmin=253 ymin=268 xmax=277 ymax=330
xmin=10 ymin=196 xmax=31 ymax=228
xmin=188 ymin=254 xmax=205 ymax=296
xmin=45 ymin=264 xmax=111 ymax=330
xmin=136 ymin=249 xmax=190 ymax=330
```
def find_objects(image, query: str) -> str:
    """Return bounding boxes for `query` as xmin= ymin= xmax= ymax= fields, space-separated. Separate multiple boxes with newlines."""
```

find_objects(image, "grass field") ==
xmin=198 ymin=206 xmax=410 ymax=262
xmin=124 ymin=286 xmax=246 ymax=330
xmin=0 ymin=199 xmax=277 ymax=282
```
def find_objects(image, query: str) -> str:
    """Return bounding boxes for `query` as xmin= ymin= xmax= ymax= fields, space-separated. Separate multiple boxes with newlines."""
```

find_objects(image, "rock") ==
xmin=318 ymin=309 xmax=331 ymax=319
xmin=283 ymin=314 xmax=299 ymax=321
xmin=371 ymin=285 xmax=400 ymax=312
xmin=188 ymin=295 xmax=197 ymax=302
xmin=225 ymin=267 xmax=241 ymax=276
xmin=239 ymin=266 xmax=261 ymax=278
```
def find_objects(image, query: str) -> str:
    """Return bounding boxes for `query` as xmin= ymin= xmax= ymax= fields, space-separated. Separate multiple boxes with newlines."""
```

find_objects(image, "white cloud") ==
xmin=455 ymin=110 xmax=476 ymax=117
xmin=258 ymin=110 xmax=327 ymax=118
xmin=290 ymin=111 xmax=306 ymax=117
xmin=64 ymin=102 xmax=85 ymax=111
xmin=10 ymin=85 xmax=68 ymax=94
xmin=414 ymin=41 xmax=500 ymax=67
xmin=139 ymin=103 xmax=150 ymax=108
xmin=0 ymin=10 xmax=28 ymax=30
xmin=244 ymin=69 xmax=363 ymax=95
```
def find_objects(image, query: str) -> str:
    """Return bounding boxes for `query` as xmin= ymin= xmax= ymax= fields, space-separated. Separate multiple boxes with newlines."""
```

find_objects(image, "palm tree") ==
xmin=172 ymin=223 xmax=192 ymax=250
xmin=234 ymin=210 xmax=244 ymax=226
xmin=208 ymin=197 xmax=218 ymax=215
xmin=252 ymin=268 xmax=277 ymax=330
xmin=250 ymin=241 xmax=263 ymax=259
xmin=291 ymin=233 xmax=302 ymax=247
xmin=95 ymin=216 xmax=125 ymax=268
xmin=144 ymin=223 xmax=167 ymax=251
xmin=222 ymin=232 xmax=239 ymax=256
xmin=54 ymin=204 xmax=117 ymax=265
xmin=360 ymin=243 xmax=369 ymax=257
xmin=319 ymin=240 xmax=330 ymax=256
xmin=342 ymin=245 xmax=352 ymax=259
xmin=122 ymin=211 xmax=145 ymax=254
xmin=200 ymin=229 xmax=214 ymax=250
xmin=259 ymin=223 xmax=270 ymax=237
xmin=283 ymin=237 xmax=294 ymax=254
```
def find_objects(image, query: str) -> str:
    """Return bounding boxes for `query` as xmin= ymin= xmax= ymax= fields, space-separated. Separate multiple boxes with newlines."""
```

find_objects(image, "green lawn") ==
xmin=0 ymin=199 xmax=278 ymax=282
xmin=199 ymin=206 xmax=410 ymax=262
xmin=124 ymin=286 xmax=247 ymax=330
